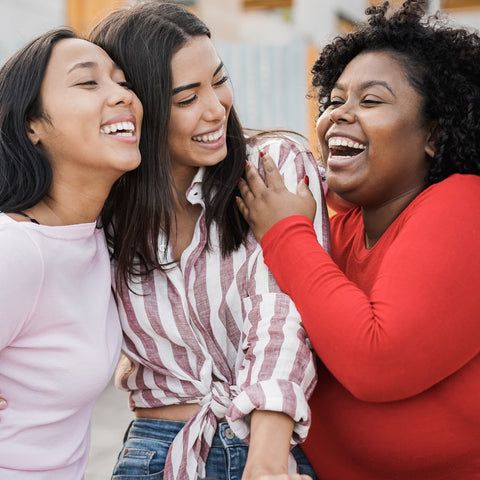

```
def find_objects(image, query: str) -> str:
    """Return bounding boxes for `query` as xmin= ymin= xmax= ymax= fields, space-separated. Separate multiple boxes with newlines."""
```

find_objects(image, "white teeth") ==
xmin=100 ymin=121 xmax=135 ymax=135
xmin=192 ymin=127 xmax=224 ymax=143
xmin=328 ymin=137 xmax=366 ymax=150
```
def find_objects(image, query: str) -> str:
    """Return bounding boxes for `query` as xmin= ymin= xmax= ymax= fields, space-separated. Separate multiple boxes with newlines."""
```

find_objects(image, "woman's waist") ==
xmin=135 ymin=403 xmax=202 ymax=422
xmin=134 ymin=403 xmax=229 ymax=423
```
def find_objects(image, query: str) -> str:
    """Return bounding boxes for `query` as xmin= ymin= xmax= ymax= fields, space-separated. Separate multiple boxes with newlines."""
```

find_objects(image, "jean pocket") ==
xmin=112 ymin=444 xmax=167 ymax=479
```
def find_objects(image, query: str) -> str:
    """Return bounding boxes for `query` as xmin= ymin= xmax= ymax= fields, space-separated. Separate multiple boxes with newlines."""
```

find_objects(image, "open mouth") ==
xmin=100 ymin=121 xmax=135 ymax=137
xmin=192 ymin=126 xmax=224 ymax=144
xmin=328 ymin=137 xmax=366 ymax=158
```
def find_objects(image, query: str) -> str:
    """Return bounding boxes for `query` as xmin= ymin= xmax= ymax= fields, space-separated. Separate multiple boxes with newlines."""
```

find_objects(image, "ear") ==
xmin=25 ymin=117 xmax=42 ymax=145
xmin=425 ymin=121 xmax=439 ymax=159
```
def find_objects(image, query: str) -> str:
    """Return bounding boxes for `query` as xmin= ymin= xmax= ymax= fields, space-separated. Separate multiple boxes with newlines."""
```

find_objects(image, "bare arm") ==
xmin=242 ymin=410 xmax=312 ymax=480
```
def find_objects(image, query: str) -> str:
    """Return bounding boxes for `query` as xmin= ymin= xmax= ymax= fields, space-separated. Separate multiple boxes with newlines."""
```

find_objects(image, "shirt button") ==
xmin=224 ymin=427 xmax=235 ymax=440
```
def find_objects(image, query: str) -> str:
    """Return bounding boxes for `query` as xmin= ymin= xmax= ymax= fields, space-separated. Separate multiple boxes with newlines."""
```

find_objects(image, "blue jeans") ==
xmin=111 ymin=418 xmax=318 ymax=480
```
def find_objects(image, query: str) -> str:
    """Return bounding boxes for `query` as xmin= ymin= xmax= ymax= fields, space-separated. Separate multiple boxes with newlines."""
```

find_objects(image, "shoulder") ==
xmin=0 ymin=220 xmax=44 ymax=279
xmin=411 ymin=174 xmax=480 ymax=216
xmin=430 ymin=173 xmax=480 ymax=199
xmin=246 ymin=134 xmax=316 ymax=168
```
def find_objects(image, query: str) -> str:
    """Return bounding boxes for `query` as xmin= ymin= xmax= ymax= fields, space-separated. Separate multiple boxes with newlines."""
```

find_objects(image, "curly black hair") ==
xmin=311 ymin=0 xmax=480 ymax=185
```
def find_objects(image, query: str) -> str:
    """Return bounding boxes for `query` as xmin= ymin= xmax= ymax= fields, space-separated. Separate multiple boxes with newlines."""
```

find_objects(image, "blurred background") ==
xmin=1 ymin=0 xmax=480 ymax=478
xmin=2 ymin=0 xmax=480 ymax=155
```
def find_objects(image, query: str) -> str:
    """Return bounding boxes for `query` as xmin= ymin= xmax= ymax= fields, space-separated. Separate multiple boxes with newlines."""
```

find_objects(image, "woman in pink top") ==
xmin=237 ymin=0 xmax=480 ymax=478
xmin=0 ymin=29 xmax=142 ymax=479
xmin=89 ymin=2 xmax=329 ymax=479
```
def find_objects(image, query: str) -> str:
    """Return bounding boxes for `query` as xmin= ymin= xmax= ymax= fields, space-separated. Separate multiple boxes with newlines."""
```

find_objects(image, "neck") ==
xmin=362 ymin=184 xmax=425 ymax=249
xmin=172 ymin=165 xmax=200 ymax=212
xmin=29 ymin=183 xmax=109 ymax=226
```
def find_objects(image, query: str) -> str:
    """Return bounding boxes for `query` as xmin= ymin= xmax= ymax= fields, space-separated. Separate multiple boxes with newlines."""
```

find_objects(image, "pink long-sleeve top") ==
xmin=261 ymin=173 xmax=480 ymax=479
xmin=115 ymin=136 xmax=330 ymax=480
xmin=0 ymin=214 xmax=122 ymax=479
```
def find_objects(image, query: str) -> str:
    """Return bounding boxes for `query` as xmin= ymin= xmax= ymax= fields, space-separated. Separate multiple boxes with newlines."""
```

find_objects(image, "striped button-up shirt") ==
xmin=115 ymin=136 xmax=330 ymax=479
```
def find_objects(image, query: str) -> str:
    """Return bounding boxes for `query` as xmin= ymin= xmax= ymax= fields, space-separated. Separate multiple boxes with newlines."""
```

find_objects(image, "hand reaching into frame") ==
xmin=236 ymin=154 xmax=317 ymax=243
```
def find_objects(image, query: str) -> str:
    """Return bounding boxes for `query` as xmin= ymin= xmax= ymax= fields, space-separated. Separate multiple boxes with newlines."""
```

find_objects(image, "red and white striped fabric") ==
xmin=115 ymin=136 xmax=330 ymax=479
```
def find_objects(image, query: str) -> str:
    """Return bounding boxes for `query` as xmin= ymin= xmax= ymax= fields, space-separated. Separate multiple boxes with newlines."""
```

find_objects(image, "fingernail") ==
xmin=245 ymin=160 xmax=250 ymax=167
xmin=259 ymin=150 xmax=266 ymax=157
xmin=304 ymin=175 xmax=310 ymax=186
xmin=0 ymin=399 xmax=7 ymax=409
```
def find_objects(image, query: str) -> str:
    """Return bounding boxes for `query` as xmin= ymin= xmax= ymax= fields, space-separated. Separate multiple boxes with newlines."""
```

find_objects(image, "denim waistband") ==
xmin=127 ymin=417 xmax=246 ymax=448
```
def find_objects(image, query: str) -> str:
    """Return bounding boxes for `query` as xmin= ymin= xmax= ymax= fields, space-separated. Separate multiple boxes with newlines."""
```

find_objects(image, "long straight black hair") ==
xmin=0 ymin=28 xmax=78 ymax=213
xmin=90 ymin=2 xmax=249 ymax=286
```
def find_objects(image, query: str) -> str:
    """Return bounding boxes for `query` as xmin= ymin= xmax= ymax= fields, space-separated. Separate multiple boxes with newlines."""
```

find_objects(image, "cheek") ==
xmin=316 ymin=113 xmax=331 ymax=157
xmin=134 ymin=98 xmax=143 ymax=127
xmin=219 ymin=86 xmax=233 ymax=112
xmin=316 ymin=113 xmax=330 ymax=141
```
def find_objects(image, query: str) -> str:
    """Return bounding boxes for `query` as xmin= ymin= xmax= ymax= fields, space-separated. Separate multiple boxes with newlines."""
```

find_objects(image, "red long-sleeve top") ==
xmin=261 ymin=174 xmax=480 ymax=479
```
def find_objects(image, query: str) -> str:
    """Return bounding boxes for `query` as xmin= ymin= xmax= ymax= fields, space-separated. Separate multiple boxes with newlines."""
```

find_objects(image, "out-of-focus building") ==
xmin=2 ymin=0 xmax=480 ymax=152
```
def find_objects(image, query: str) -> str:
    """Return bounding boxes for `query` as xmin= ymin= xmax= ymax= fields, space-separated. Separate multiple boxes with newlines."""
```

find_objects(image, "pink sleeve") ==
xmin=261 ymin=177 xmax=480 ymax=402
xmin=0 ymin=227 xmax=43 ymax=349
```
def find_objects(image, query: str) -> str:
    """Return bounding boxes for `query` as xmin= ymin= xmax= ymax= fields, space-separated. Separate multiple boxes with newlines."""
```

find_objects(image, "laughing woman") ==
xmin=0 ymin=29 xmax=142 ymax=478
xmin=238 ymin=0 xmax=480 ymax=478
xmin=89 ymin=2 xmax=330 ymax=479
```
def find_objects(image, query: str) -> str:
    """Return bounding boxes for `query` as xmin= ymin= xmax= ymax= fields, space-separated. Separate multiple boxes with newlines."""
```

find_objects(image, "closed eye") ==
xmin=76 ymin=80 xmax=97 ymax=87
xmin=327 ymin=100 xmax=344 ymax=107
xmin=118 ymin=81 xmax=133 ymax=89
xmin=177 ymin=95 xmax=196 ymax=106
xmin=213 ymin=75 xmax=229 ymax=87
xmin=362 ymin=99 xmax=383 ymax=105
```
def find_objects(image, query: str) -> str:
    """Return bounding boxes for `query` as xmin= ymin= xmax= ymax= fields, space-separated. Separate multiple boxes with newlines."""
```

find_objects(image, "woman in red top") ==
xmin=237 ymin=0 xmax=480 ymax=478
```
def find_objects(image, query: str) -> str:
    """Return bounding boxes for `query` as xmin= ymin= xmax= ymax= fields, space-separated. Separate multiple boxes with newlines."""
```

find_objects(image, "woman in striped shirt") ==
xmin=90 ymin=3 xmax=329 ymax=480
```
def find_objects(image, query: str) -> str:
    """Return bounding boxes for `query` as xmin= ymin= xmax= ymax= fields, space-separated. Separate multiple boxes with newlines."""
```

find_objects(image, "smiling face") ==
xmin=316 ymin=50 xmax=435 ymax=208
xmin=28 ymin=38 xmax=143 ymax=191
xmin=168 ymin=35 xmax=233 ymax=181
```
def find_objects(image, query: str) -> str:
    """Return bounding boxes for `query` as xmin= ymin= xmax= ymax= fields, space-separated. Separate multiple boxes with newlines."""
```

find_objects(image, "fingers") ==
xmin=259 ymin=153 xmax=286 ymax=190
xmin=238 ymin=176 xmax=254 ymax=200
xmin=235 ymin=194 xmax=249 ymax=220
xmin=243 ymin=161 xmax=268 ymax=197
xmin=296 ymin=177 xmax=314 ymax=199
xmin=0 ymin=398 xmax=7 ymax=410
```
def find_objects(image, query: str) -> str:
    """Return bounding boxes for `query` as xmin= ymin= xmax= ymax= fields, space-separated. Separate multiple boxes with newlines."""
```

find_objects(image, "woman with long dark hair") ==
xmin=0 ymin=28 xmax=142 ymax=478
xmin=89 ymin=2 xmax=329 ymax=479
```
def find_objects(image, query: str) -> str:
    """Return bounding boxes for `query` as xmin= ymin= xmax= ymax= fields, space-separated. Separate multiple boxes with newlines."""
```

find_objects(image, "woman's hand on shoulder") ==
xmin=237 ymin=154 xmax=316 ymax=243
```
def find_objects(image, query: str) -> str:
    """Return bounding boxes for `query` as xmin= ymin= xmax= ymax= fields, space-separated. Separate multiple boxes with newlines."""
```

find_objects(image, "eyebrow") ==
xmin=67 ymin=61 xmax=97 ymax=74
xmin=172 ymin=61 xmax=224 ymax=95
xmin=67 ymin=61 xmax=120 ymax=74
xmin=335 ymin=80 xmax=396 ymax=97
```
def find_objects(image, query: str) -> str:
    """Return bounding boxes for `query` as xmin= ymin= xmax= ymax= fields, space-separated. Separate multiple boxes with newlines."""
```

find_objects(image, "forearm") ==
xmin=261 ymin=212 xmax=480 ymax=402
xmin=242 ymin=410 xmax=294 ymax=479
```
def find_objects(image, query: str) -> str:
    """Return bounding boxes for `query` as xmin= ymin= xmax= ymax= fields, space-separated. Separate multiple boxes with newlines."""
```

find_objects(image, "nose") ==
xmin=329 ymin=102 xmax=356 ymax=124
xmin=203 ymin=89 xmax=226 ymax=122
xmin=108 ymin=82 xmax=134 ymax=107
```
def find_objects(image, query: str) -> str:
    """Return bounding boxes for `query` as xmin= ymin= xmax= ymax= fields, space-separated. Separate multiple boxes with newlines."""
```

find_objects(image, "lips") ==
xmin=328 ymin=136 xmax=366 ymax=158
xmin=100 ymin=121 xmax=135 ymax=136
xmin=192 ymin=126 xmax=224 ymax=143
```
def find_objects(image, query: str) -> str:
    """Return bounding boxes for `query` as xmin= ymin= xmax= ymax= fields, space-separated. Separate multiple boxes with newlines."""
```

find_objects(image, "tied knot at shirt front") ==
xmin=114 ymin=136 xmax=330 ymax=480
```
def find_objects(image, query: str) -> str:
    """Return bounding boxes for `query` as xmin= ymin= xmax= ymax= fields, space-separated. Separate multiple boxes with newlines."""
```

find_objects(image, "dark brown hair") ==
xmin=90 ymin=2 xmax=249 ymax=286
